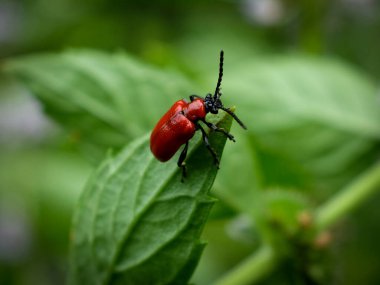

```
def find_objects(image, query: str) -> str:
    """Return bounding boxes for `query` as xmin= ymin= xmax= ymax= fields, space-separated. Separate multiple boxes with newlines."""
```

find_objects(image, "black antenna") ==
xmin=214 ymin=50 xmax=224 ymax=100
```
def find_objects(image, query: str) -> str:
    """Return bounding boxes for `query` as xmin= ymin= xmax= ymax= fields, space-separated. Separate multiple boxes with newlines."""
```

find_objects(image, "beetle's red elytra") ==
xmin=150 ymin=50 xmax=246 ymax=180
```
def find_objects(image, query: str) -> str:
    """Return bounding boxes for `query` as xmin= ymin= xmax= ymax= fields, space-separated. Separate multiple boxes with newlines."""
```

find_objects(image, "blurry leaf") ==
xmin=68 ymin=112 xmax=232 ymax=285
xmin=4 ymin=50 xmax=194 ymax=160
xmin=252 ymin=137 xmax=311 ymax=189
xmin=219 ymin=55 xmax=380 ymax=195
xmin=227 ymin=56 xmax=380 ymax=136
xmin=213 ymin=130 xmax=262 ymax=213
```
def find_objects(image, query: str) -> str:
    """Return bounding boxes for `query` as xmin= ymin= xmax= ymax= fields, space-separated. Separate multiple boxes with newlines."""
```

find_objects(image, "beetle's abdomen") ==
xmin=150 ymin=110 xmax=196 ymax=162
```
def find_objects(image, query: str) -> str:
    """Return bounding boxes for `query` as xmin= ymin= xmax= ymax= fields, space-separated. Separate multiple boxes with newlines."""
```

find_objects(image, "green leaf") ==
xmin=226 ymin=56 xmax=380 ymax=136
xmin=213 ymin=131 xmax=262 ymax=213
xmin=4 ymin=50 xmax=194 ymax=159
xmin=68 ymin=111 xmax=233 ymax=285
xmin=218 ymin=55 xmax=380 ymax=196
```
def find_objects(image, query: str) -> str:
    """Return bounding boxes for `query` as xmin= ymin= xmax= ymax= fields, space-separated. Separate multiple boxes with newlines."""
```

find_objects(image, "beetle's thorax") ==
xmin=184 ymin=98 xmax=207 ymax=121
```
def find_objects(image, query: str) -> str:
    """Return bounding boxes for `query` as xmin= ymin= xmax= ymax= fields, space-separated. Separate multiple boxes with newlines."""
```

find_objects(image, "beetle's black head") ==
xmin=204 ymin=50 xmax=247 ymax=129
xmin=204 ymin=93 xmax=222 ymax=114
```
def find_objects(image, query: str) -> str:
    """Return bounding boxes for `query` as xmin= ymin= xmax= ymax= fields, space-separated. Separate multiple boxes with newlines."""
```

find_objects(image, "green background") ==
xmin=1 ymin=0 xmax=380 ymax=284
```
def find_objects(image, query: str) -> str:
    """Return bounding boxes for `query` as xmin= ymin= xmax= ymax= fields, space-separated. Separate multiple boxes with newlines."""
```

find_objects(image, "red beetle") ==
xmin=150 ymin=51 xmax=246 ymax=178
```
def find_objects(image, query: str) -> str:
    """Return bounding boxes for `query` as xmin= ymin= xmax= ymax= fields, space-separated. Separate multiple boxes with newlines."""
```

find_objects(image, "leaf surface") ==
xmin=5 ymin=50 xmax=194 ymax=159
xmin=213 ymin=56 xmax=380 ymax=211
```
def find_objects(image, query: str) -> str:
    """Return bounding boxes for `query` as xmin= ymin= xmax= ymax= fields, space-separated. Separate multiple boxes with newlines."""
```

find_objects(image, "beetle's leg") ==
xmin=189 ymin=95 xmax=204 ymax=101
xmin=197 ymin=124 xmax=220 ymax=168
xmin=177 ymin=141 xmax=189 ymax=182
xmin=202 ymin=119 xmax=235 ymax=142
xmin=220 ymin=106 xmax=247 ymax=130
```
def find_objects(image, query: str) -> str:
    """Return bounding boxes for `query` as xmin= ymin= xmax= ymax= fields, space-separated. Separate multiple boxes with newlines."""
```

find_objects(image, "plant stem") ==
xmin=315 ymin=162 xmax=380 ymax=230
xmin=213 ymin=244 xmax=276 ymax=285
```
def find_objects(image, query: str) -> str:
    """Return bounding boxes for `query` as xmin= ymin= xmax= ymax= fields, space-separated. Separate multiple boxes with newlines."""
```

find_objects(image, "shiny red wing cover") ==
xmin=150 ymin=100 xmax=196 ymax=162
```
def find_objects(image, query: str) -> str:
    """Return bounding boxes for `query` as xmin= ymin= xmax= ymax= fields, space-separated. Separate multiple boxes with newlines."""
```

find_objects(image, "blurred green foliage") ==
xmin=1 ymin=0 xmax=380 ymax=285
